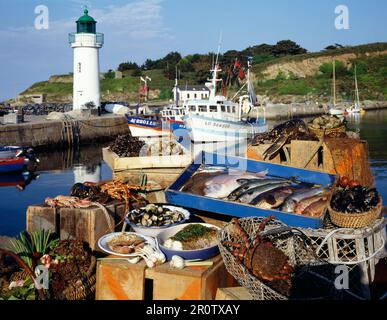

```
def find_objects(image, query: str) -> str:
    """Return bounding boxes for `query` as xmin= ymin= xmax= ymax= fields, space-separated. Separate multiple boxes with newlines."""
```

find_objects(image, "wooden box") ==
xmin=26 ymin=202 xmax=126 ymax=251
xmin=248 ymin=139 xmax=374 ymax=186
xmin=103 ymin=147 xmax=192 ymax=171
xmin=114 ymin=168 xmax=185 ymax=190
xmin=96 ymin=255 xmax=236 ymax=300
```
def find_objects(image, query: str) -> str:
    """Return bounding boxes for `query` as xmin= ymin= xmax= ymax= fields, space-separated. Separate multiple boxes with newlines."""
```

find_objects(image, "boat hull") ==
xmin=0 ymin=158 xmax=25 ymax=174
xmin=328 ymin=109 xmax=345 ymax=116
xmin=184 ymin=114 xmax=267 ymax=143
xmin=126 ymin=115 xmax=170 ymax=138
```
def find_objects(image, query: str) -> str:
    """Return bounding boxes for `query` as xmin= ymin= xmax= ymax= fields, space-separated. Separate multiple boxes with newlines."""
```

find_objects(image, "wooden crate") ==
xmin=96 ymin=255 xmax=236 ymax=300
xmin=216 ymin=287 xmax=253 ymax=300
xmin=114 ymin=168 xmax=184 ymax=190
xmin=26 ymin=202 xmax=126 ymax=251
xmin=103 ymin=148 xmax=192 ymax=171
xmin=248 ymin=139 xmax=374 ymax=186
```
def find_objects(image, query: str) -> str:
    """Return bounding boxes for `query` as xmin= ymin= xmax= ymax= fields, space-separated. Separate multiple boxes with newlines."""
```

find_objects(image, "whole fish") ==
xmin=238 ymin=182 xmax=291 ymax=204
xmin=203 ymin=171 xmax=268 ymax=199
xmin=302 ymin=198 xmax=328 ymax=217
xmin=281 ymin=187 xmax=329 ymax=213
xmin=253 ymin=186 xmax=296 ymax=209
xmin=228 ymin=178 xmax=293 ymax=201
xmin=294 ymin=194 xmax=329 ymax=215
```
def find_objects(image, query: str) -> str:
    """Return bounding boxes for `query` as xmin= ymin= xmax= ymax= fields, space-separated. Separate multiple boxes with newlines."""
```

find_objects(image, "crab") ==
xmin=224 ymin=216 xmax=293 ymax=295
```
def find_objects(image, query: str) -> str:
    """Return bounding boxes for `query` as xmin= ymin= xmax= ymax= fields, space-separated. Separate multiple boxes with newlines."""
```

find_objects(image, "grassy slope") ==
xmin=21 ymin=42 xmax=387 ymax=102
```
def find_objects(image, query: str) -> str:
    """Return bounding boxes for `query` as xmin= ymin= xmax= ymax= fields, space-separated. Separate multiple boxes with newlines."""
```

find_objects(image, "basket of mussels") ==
xmin=328 ymin=177 xmax=383 ymax=228
xmin=308 ymin=115 xmax=346 ymax=138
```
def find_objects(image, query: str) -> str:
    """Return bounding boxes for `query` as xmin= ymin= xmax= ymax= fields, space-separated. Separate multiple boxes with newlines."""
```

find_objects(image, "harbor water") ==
xmin=0 ymin=110 xmax=386 ymax=237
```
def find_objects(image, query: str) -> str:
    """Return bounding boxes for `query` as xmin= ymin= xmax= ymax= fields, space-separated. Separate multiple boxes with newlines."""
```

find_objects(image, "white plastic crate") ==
xmin=302 ymin=218 xmax=387 ymax=299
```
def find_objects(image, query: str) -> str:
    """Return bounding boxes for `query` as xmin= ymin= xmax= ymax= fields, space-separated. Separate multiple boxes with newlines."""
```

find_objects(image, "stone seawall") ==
xmin=0 ymin=115 xmax=129 ymax=150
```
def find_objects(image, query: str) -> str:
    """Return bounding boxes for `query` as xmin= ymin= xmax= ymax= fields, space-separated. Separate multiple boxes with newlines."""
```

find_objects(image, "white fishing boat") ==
xmin=346 ymin=65 xmax=365 ymax=114
xmin=328 ymin=60 xmax=345 ymax=116
xmin=182 ymin=54 xmax=267 ymax=143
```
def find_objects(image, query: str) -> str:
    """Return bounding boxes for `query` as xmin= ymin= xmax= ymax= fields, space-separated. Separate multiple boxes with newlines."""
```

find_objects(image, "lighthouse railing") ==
xmin=68 ymin=32 xmax=104 ymax=46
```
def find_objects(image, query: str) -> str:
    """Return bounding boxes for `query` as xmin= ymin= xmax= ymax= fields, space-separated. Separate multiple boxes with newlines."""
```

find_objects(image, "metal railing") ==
xmin=68 ymin=32 xmax=104 ymax=46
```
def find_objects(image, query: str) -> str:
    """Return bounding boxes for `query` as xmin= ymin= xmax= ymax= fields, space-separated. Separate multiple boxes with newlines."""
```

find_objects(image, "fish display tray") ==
xmin=165 ymin=153 xmax=337 ymax=229
xmin=102 ymin=147 xmax=192 ymax=171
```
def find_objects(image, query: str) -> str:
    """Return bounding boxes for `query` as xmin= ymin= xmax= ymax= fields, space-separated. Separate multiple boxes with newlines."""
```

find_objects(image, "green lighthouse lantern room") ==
xmin=76 ymin=8 xmax=96 ymax=34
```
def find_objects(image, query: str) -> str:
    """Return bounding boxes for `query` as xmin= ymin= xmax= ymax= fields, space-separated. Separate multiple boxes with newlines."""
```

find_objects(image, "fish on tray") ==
xmin=228 ymin=177 xmax=295 ymax=201
xmin=281 ymin=187 xmax=330 ymax=215
xmin=252 ymin=186 xmax=296 ymax=209
xmin=203 ymin=170 xmax=268 ymax=199
xmin=238 ymin=182 xmax=292 ymax=205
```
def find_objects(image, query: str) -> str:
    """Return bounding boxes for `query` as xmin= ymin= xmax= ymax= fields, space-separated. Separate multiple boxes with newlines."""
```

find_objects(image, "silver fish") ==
xmin=203 ymin=170 xmax=268 ymax=199
xmin=238 ymin=182 xmax=291 ymax=204
xmin=252 ymin=186 xmax=296 ymax=208
xmin=281 ymin=187 xmax=329 ymax=213
xmin=228 ymin=178 xmax=293 ymax=201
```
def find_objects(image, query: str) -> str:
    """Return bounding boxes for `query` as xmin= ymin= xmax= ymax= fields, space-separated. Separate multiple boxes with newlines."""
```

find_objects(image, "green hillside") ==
xmin=20 ymin=41 xmax=387 ymax=103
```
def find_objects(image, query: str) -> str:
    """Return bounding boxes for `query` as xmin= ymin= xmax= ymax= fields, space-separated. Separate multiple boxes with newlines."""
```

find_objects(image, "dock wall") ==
xmin=0 ymin=115 xmax=129 ymax=149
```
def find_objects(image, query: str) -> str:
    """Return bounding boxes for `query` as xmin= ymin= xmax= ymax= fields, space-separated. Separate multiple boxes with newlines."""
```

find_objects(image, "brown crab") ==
xmin=224 ymin=216 xmax=293 ymax=296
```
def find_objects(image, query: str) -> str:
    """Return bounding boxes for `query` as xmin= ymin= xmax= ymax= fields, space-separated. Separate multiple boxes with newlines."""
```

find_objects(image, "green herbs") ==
xmin=10 ymin=230 xmax=59 ymax=268
xmin=172 ymin=225 xmax=216 ymax=242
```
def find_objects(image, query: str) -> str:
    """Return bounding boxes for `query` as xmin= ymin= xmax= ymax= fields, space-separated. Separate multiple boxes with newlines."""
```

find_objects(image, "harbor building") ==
xmin=173 ymin=85 xmax=210 ymax=104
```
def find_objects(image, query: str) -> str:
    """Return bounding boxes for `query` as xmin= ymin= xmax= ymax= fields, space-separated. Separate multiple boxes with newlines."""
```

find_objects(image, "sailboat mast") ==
xmin=354 ymin=65 xmax=360 ymax=106
xmin=333 ymin=60 xmax=336 ymax=107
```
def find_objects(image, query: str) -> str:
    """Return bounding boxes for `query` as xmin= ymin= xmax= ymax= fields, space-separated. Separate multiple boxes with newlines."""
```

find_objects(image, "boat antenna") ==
xmin=215 ymin=31 xmax=223 ymax=68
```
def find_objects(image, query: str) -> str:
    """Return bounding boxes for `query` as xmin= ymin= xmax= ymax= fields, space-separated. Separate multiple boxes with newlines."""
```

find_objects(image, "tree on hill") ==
xmin=118 ymin=61 xmax=140 ymax=72
xmin=272 ymin=40 xmax=307 ymax=57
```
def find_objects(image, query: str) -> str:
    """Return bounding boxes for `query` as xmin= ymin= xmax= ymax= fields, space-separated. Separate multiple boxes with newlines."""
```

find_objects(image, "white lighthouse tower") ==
xmin=69 ymin=8 xmax=104 ymax=110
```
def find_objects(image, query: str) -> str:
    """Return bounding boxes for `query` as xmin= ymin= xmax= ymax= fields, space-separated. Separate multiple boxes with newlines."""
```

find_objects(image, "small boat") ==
xmin=0 ymin=158 xmax=26 ymax=174
xmin=328 ymin=60 xmax=345 ymax=116
xmin=126 ymin=106 xmax=187 ymax=138
xmin=0 ymin=146 xmax=23 ymax=159
xmin=346 ymin=65 xmax=365 ymax=115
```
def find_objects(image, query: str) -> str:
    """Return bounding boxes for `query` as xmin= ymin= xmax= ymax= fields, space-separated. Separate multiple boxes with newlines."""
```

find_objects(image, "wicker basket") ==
xmin=308 ymin=124 xmax=346 ymax=138
xmin=328 ymin=197 xmax=383 ymax=229
xmin=218 ymin=217 xmax=321 ymax=300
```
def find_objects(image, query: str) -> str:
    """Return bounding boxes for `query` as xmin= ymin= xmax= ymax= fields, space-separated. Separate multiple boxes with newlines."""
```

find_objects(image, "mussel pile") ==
xmin=129 ymin=204 xmax=187 ymax=227
xmin=331 ymin=185 xmax=380 ymax=214
xmin=109 ymin=133 xmax=145 ymax=157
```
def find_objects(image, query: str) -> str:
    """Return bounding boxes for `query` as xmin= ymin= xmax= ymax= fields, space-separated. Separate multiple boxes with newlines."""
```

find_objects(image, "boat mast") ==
xmin=208 ymin=33 xmax=222 ymax=100
xmin=354 ymin=64 xmax=360 ymax=107
xmin=333 ymin=60 xmax=336 ymax=106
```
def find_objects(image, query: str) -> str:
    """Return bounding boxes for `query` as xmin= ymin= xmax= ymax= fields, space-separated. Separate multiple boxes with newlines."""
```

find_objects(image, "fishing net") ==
xmin=218 ymin=217 xmax=326 ymax=300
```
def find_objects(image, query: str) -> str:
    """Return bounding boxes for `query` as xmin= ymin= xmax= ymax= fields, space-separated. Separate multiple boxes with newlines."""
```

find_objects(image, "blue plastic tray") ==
xmin=165 ymin=152 xmax=337 ymax=229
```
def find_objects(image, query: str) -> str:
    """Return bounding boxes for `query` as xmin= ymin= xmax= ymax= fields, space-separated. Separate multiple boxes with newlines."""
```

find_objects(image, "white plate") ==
xmin=98 ymin=232 xmax=155 ymax=257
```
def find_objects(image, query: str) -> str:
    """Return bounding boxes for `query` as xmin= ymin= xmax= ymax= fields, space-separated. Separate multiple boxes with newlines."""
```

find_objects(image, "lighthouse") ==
xmin=69 ymin=8 xmax=104 ymax=110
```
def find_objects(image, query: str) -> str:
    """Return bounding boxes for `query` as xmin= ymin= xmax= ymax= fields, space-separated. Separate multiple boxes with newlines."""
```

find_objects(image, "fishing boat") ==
xmin=126 ymin=106 xmax=187 ymax=138
xmin=328 ymin=61 xmax=345 ymax=116
xmin=182 ymin=57 xmax=267 ymax=143
xmin=346 ymin=65 xmax=365 ymax=114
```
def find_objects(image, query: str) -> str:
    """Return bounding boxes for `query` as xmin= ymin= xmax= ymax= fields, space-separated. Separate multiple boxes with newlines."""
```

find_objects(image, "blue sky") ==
xmin=0 ymin=0 xmax=386 ymax=101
